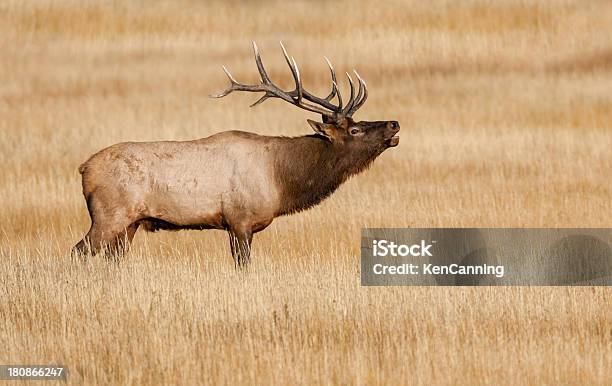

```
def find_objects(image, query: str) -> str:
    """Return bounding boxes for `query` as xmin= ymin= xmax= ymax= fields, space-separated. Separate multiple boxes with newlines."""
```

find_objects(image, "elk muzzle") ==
xmin=386 ymin=121 xmax=400 ymax=147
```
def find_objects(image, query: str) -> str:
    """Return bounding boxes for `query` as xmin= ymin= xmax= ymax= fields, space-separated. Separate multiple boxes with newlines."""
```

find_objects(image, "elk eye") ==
xmin=350 ymin=128 xmax=360 ymax=136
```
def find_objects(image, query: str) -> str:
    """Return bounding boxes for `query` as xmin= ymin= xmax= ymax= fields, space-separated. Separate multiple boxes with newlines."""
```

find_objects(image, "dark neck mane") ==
xmin=273 ymin=135 xmax=380 ymax=216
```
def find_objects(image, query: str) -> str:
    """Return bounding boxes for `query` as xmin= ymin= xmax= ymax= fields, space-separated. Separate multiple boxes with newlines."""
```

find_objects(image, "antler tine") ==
xmin=252 ymin=41 xmax=271 ymax=85
xmin=291 ymin=57 xmax=303 ymax=103
xmin=349 ymin=70 xmax=363 ymax=113
xmin=223 ymin=66 xmax=238 ymax=84
xmin=279 ymin=41 xmax=291 ymax=64
xmin=209 ymin=66 xmax=238 ymax=98
xmin=249 ymin=94 xmax=270 ymax=107
xmin=280 ymin=41 xmax=302 ymax=103
xmin=333 ymin=80 xmax=343 ymax=109
xmin=323 ymin=57 xmax=339 ymax=102
xmin=341 ymin=72 xmax=356 ymax=115
xmin=353 ymin=71 xmax=364 ymax=101
xmin=347 ymin=71 xmax=368 ymax=116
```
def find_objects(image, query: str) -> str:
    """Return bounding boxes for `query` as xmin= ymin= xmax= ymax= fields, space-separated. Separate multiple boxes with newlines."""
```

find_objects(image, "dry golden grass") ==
xmin=1 ymin=0 xmax=611 ymax=384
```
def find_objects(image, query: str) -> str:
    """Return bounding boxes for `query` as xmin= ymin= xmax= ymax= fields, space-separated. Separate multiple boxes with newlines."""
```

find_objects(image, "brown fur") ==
xmin=274 ymin=136 xmax=384 ymax=215
xmin=72 ymin=117 xmax=399 ymax=266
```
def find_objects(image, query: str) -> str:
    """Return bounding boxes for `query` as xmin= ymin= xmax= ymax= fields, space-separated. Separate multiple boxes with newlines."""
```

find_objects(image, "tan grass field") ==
xmin=1 ymin=0 xmax=611 ymax=384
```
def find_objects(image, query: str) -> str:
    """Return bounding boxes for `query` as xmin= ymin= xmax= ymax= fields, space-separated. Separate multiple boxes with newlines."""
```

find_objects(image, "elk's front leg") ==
xmin=227 ymin=227 xmax=253 ymax=267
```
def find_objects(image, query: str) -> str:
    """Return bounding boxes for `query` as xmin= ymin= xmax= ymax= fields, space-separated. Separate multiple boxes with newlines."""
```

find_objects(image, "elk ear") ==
xmin=307 ymin=119 xmax=335 ymax=140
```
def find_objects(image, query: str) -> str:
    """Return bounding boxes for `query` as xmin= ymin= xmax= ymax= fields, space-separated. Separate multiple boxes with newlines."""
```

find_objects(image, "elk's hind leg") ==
xmin=72 ymin=190 xmax=140 ymax=262
xmin=99 ymin=222 xmax=140 ymax=262
xmin=72 ymin=221 xmax=139 ymax=262
xmin=227 ymin=227 xmax=253 ymax=268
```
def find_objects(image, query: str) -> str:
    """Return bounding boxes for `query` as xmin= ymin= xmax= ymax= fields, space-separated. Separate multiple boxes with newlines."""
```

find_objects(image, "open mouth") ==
xmin=386 ymin=135 xmax=400 ymax=147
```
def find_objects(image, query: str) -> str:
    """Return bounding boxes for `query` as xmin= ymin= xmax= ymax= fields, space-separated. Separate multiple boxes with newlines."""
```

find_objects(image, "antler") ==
xmin=211 ymin=42 xmax=368 ymax=121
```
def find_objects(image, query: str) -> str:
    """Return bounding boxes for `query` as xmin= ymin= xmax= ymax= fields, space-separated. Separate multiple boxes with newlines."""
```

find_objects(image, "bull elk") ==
xmin=72 ymin=42 xmax=400 ymax=266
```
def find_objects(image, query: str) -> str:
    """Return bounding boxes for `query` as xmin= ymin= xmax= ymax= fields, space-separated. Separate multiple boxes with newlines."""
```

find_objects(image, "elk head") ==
xmin=211 ymin=42 xmax=400 ymax=153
